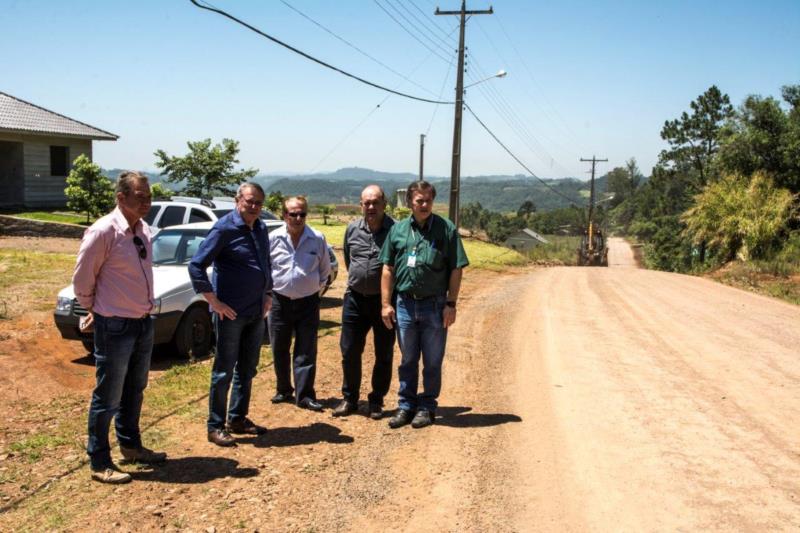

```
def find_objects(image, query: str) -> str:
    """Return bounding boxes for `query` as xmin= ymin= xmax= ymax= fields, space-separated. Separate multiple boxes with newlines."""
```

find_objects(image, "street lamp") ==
xmin=464 ymin=69 xmax=507 ymax=89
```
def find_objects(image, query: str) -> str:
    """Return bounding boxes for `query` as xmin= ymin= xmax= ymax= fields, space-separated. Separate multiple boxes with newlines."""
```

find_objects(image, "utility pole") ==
xmin=436 ymin=1 xmax=493 ymax=227
xmin=419 ymin=134 xmax=426 ymax=180
xmin=580 ymin=156 xmax=607 ymax=249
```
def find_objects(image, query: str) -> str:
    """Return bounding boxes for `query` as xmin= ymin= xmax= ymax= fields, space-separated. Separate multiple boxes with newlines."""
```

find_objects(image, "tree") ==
xmin=317 ymin=204 xmax=335 ymax=225
xmin=64 ymin=154 xmax=115 ymax=223
xmin=516 ymin=200 xmax=536 ymax=218
xmin=659 ymin=85 xmax=734 ymax=189
xmin=150 ymin=182 xmax=172 ymax=200
xmin=154 ymin=138 xmax=258 ymax=198
xmin=265 ymin=190 xmax=285 ymax=215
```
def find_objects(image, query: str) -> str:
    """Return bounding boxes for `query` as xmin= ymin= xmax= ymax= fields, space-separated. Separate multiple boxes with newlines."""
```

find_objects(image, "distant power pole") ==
xmin=580 ymin=156 xmax=608 ymax=228
xmin=436 ymin=1 xmax=493 ymax=227
xmin=419 ymin=134 xmax=426 ymax=181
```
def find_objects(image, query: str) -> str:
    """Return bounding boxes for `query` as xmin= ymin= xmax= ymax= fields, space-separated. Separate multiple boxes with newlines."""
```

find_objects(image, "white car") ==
xmin=143 ymin=196 xmax=279 ymax=235
xmin=53 ymin=220 xmax=339 ymax=357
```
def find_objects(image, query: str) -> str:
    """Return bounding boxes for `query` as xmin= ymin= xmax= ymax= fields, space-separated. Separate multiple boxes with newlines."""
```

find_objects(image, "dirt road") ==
xmin=2 ymin=239 xmax=799 ymax=531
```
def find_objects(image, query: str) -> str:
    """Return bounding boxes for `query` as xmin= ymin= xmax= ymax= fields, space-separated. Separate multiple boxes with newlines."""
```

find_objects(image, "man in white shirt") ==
xmin=268 ymin=196 xmax=331 ymax=411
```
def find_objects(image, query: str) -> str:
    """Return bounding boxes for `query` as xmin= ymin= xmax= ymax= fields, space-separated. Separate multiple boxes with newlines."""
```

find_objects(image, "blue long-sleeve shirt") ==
xmin=188 ymin=210 xmax=272 ymax=317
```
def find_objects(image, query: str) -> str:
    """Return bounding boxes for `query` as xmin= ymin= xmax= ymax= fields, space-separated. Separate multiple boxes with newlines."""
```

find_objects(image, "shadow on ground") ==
xmin=244 ymin=422 xmax=354 ymax=448
xmin=435 ymin=406 xmax=522 ymax=428
xmin=131 ymin=456 xmax=258 ymax=483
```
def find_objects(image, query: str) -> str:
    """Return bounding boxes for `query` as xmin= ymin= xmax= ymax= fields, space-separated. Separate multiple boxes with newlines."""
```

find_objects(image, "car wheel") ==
xmin=81 ymin=338 xmax=94 ymax=354
xmin=173 ymin=305 xmax=213 ymax=358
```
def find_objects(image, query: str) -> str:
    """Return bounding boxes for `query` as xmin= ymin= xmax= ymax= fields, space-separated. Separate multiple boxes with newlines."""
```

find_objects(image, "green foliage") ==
xmin=265 ymin=190 xmax=285 ymax=214
xmin=682 ymin=172 xmax=798 ymax=262
xmin=717 ymin=88 xmax=800 ymax=193
xmin=150 ymin=182 xmax=172 ymax=200
xmin=316 ymin=204 xmax=335 ymax=225
xmin=154 ymin=138 xmax=258 ymax=198
xmin=64 ymin=154 xmax=114 ymax=223
xmin=516 ymin=200 xmax=536 ymax=218
xmin=394 ymin=206 xmax=411 ymax=219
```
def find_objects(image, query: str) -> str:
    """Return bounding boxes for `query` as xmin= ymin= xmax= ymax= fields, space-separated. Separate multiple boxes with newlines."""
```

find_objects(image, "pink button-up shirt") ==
xmin=72 ymin=207 xmax=154 ymax=318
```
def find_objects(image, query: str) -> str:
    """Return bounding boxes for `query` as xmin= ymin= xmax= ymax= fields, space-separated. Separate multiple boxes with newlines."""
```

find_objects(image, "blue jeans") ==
xmin=208 ymin=313 xmax=265 ymax=431
xmin=395 ymin=293 xmax=448 ymax=413
xmin=87 ymin=314 xmax=153 ymax=470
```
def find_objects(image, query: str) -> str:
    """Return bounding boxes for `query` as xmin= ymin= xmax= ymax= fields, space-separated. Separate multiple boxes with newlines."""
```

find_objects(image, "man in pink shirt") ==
xmin=73 ymin=171 xmax=166 ymax=484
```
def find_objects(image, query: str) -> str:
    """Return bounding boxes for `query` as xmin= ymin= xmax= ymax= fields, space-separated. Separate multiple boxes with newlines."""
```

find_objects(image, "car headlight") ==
xmin=151 ymin=298 xmax=162 ymax=315
xmin=55 ymin=296 xmax=73 ymax=315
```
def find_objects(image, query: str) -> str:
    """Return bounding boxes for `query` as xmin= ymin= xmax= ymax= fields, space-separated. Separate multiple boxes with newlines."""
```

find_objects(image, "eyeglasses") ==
xmin=132 ymin=236 xmax=147 ymax=259
xmin=242 ymin=199 xmax=264 ymax=208
xmin=286 ymin=212 xmax=307 ymax=218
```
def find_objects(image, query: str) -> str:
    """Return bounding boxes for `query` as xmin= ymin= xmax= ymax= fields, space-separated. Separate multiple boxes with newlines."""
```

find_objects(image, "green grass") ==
xmin=8 ymin=434 xmax=70 ymax=463
xmin=462 ymin=239 xmax=528 ymax=269
xmin=308 ymin=219 xmax=348 ymax=247
xmin=0 ymin=250 xmax=76 ymax=317
xmin=6 ymin=211 xmax=90 ymax=225
xmin=525 ymin=235 xmax=582 ymax=265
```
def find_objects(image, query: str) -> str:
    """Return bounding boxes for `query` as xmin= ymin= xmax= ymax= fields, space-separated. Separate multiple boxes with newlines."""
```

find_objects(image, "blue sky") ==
xmin=2 ymin=0 xmax=798 ymax=179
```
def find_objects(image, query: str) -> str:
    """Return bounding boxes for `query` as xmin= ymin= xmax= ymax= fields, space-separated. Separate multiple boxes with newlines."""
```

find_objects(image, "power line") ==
xmin=464 ymin=103 xmax=580 ymax=206
xmin=372 ymin=0 xmax=453 ymax=63
xmin=189 ymin=0 xmax=452 ymax=105
xmin=392 ymin=0 xmax=456 ymax=52
xmin=278 ymin=0 xmax=440 ymax=98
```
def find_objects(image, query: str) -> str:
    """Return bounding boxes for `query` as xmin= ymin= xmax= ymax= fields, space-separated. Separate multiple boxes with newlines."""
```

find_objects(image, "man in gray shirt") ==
xmin=333 ymin=185 xmax=396 ymax=419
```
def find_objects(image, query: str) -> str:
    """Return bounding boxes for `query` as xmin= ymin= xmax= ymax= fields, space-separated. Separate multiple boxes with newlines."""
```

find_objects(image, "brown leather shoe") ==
xmin=332 ymin=400 xmax=357 ymax=417
xmin=120 ymin=445 xmax=167 ymax=464
xmin=226 ymin=417 xmax=267 ymax=435
xmin=207 ymin=428 xmax=236 ymax=447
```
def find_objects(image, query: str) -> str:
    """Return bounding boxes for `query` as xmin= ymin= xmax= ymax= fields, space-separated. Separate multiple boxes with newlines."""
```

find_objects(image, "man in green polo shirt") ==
xmin=380 ymin=180 xmax=469 ymax=428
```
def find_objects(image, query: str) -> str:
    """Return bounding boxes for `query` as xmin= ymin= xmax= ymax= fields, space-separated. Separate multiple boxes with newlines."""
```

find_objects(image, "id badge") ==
xmin=407 ymin=251 xmax=417 ymax=268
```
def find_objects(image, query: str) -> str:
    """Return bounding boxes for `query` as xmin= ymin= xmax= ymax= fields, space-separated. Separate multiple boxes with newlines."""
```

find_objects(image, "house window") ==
xmin=50 ymin=146 xmax=69 ymax=176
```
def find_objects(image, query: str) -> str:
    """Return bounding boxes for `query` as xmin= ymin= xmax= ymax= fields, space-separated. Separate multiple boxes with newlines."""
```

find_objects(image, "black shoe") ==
xmin=298 ymin=398 xmax=324 ymax=412
xmin=271 ymin=392 xmax=294 ymax=404
xmin=411 ymin=410 xmax=434 ymax=428
xmin=388 ymin=409 xmax=414 ymax=429
xmin=368 ymin=403 xmax=383 ymax=420
xmin=332 ymin=400 xmax=357 ymax=417
xmin=226 ymin=417 xmax=267 ymax=435
xmin=207 ymin=428 xmax=236 ymax=447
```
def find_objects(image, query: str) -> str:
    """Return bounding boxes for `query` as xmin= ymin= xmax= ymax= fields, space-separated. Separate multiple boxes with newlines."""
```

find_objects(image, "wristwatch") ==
xmin=446 ymin=301 xmax=457 ymax=308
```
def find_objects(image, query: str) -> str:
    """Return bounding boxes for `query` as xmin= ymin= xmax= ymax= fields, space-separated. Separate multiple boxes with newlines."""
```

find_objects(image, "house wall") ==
xmin=0 ymin=132 xmax=92 ymax=208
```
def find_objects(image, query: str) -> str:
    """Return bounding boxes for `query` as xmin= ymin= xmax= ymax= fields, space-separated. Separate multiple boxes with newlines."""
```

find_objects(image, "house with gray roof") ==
xmin=0 ymin=91 xmax=117 ymax=208
xmin=504 ymin=228 xmax=549 ymax=252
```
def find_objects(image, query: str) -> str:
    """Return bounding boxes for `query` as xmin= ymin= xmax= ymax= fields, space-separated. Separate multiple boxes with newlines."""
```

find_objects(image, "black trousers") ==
xmin=339 ymin=289 xmax=396 ymax=405
xmin=269 ymin=292 xmax=320 ymax=403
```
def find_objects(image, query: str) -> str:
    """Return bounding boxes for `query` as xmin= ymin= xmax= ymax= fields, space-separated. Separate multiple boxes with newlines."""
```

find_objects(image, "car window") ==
xmin=144 ymin=205 xmax=160 ymax=226
xmin=213 ymin=208 xmax=278 ymax=221
xmin=152 ymin=232 xmax=182 ymax=264
xmin=153 ymin=230 xmax=208 ymax=265
xmin=189 ymin=208 xmax=212 ymax=223
xmin=159 ymin=206 xmax=186 ymax=228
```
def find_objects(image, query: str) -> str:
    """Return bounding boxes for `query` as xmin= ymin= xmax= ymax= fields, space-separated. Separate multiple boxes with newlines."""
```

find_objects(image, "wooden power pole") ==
xmin=419 ymin=133 xmax=426 ymax=180
xmin=436 ymin=1 xmax=493 ymax=227
xmin=580 ymin=156 xmax=608 ymax=235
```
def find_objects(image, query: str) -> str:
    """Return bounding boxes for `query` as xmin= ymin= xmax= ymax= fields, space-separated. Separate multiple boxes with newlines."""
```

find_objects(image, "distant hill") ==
xmin=101 ymin=166 xmax=606 ymax=212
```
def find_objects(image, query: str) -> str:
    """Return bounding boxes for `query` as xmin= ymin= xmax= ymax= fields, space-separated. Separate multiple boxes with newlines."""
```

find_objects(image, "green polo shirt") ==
xmin=379 ymin=213 xmax=469 ymax=298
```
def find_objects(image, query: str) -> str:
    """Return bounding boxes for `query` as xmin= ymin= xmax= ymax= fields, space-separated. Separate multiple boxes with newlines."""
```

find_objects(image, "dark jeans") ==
xmin=269 ymin=292 xmax=320 ymax=403
xmin=87 ymin=314 xmax=153 ymax=470
xmin=339 ymin=289 xmax=395 ymax=405
xmin=395 ymin=293 xmax=448 ymax=413
xmin=208 ymin=313 xmax=265 ymax=431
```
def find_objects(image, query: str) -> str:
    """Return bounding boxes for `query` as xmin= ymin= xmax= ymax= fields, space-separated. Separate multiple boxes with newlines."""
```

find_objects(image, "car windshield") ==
xmin=152 ymin=229 xmax=209 ymax=266
xmin=212 ymin=209 xmax=278 ymax=220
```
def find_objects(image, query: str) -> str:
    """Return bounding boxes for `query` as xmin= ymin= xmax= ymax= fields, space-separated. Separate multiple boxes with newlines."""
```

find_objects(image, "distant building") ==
xmin=0 ymin=91 xmax=118 ymax=208
xmin=504 ymin=228 xmax=549 ymax=252
xmin=395 ymin=188 xmax=406 ymax=208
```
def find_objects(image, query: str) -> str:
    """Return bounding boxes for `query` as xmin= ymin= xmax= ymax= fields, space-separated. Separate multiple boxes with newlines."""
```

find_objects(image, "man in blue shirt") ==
xmin=189 ymin=183 xmax=272 ymax=447
xmin=269 ymin=196 xmax=331 ymax=411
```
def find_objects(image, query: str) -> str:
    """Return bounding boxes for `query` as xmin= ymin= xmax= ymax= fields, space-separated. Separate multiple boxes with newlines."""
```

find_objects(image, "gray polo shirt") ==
xmin=343 ymin=215 xmax=395 ymax=295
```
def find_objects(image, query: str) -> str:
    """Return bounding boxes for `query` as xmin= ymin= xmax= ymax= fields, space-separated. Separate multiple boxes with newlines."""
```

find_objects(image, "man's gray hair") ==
xmin=236 ymin=182 xmax=265 ymax=200
xmin=405 ymin=180 xmax=436 ymax=206
xmin=115 ymin=171 xmax=149 ymax=195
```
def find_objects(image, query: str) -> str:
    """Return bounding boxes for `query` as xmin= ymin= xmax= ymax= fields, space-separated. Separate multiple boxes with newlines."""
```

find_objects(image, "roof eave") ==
xmin=0 ymin=127 xmax=118 ymax=141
